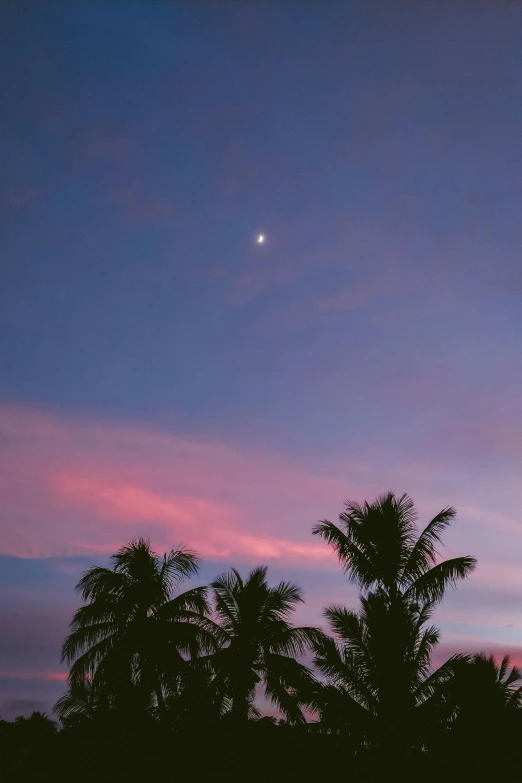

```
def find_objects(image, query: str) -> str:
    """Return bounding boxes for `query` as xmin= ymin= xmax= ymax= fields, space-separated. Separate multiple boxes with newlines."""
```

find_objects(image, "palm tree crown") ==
xmin=313 ymin=492 xmax=476 ymax=603
xmin=452 ymin=653 xmax=522 ymax=715
xmin=312 ymin=492 xmax=476 ymax=753
xmin=209 ymin=566 xmax=324 ymax=724
xmin=61 ymin=538 xmax=216 ymax=715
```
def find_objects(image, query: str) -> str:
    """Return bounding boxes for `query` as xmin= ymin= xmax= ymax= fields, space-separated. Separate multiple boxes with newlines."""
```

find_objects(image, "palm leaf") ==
xmin=404 ymin=556 xmax=477 ymax=603
xmin=402 ymin=507 xmax=456 ymax=584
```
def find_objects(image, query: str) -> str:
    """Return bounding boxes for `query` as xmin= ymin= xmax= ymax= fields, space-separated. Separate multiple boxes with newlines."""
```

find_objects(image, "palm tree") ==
xmin=313 ymin=492 xmax=476 ymax=603
xmin=54 ymin=677 xmax=99 ymax=726
xmin=450 ymin=653 xmax=522 ymax=724
xmin=432 ymin=653 xmax=522 ymax=773
xmin=312 ymin=492 xmax=477 ymax=756
xmin=61 ymin=538 xmax=217 ymax=718
xmin=312 ymin=591 xmax=466 ymax=752
xmin=209 ymin=566 xmax=324 ymax=725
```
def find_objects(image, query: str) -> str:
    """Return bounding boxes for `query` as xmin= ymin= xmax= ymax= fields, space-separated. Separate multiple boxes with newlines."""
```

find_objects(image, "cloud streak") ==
xmin=0 ymin=404 xmax=349 ymax=564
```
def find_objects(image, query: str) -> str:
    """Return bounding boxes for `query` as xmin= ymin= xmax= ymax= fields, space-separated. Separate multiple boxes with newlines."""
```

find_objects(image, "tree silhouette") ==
xmin=312 ymin=492 xmax=476 ymax=759
xmin=313 ymin=492 xmax=476 ymax=603
xmin=61 ymin=538 xmax=217 ymax=718
xmin=312 ymin=591 xmax=466 ymax=753
xmin=450 ymin=653 xmax=522 ymax=733
xmin=6 ymin=496 xmax=522 ymax=782
xmin=208 ymin=566 xmax=324 ymax=724
xmin=13 ymin=712 xmax=57 ymax=736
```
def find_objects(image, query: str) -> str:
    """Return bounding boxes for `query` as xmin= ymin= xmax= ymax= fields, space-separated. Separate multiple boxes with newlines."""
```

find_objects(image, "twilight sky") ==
xmin=2 ymin=1 xmax=522 ymax=719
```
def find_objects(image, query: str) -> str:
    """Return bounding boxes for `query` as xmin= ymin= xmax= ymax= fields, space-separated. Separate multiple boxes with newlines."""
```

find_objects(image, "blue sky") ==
xmin=2 ymin=1 xmax=522 ymax=718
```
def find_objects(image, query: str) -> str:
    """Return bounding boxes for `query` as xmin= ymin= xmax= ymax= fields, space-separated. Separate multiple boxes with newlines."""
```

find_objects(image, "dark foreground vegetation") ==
xmin=1 ymin=492 xmax=521 ymax=781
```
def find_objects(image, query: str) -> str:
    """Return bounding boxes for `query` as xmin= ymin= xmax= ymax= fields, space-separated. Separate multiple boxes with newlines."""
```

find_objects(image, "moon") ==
xmin=256 ymin=234 xmax=265 ymax=244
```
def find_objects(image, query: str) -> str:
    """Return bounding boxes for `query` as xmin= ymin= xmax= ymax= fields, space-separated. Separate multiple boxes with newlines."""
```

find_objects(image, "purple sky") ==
xmin=2 ymin=1 xmax=522 ymax=718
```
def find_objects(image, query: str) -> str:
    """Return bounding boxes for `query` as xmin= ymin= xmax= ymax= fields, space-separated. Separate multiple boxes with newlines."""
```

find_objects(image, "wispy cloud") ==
xmin=0 ymin=405 xmax=350 ymax=563
xmin=0 ymin=670 xmax=67 ymax=682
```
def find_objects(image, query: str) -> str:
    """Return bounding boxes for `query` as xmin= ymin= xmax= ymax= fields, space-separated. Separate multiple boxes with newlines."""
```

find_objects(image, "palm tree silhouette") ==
xmin=312 ymin=591 xmax=465 ymax=750
xmin=61 ymin=538 xmax=217 ymax=718
xmin=312 ymin=493 xmax=476 ymax=757
xmin=208 ymin=566 xmax=324 ymax=724
xmin=313 ymin=492 xmax=476 ymax=603
xmin=431 ymin=653 xmax=522 ymax=774
xmin=450 ymin=653 xmax=522 ymax=723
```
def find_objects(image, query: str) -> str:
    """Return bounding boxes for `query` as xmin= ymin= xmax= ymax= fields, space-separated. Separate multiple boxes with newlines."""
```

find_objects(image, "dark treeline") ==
xmin=1 ymin=492 xmax=521 ymax=782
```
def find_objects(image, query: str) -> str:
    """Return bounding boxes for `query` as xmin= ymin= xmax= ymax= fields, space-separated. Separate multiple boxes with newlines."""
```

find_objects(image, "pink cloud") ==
xmin=2 ymin=404 xmax=522 ymax=598
xmin=52 ymin=472 xmax=329 ymax=562
xmin=0 ymin=670 xmax=67 ymax=682
xmin=0 ymin=405 xmax=350 ymax=564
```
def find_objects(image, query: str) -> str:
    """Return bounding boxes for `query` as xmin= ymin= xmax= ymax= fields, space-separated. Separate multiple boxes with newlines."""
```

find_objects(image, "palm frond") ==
xmin=76 ymin=567 xmax=127 ymax=602
xmin=67 ymin=633 xmax=122 ymax=683
xmin=270 ymin=625 xmax=326 ymax=658
xmin=262 ymin=653 xmax=316 ymax=724
xmin=54 ymin=678 xmax=95 ymax=721
xmin=158 ymin=585 xmax=210 ymax=618
xmin=325 ymin=605 xmax=368 ymax=647
xmin=414 ymin=653 xmax=471 ymax=703
xmin=405 ymin=556 xmax=477 ymax=603
xmin=61 ymin=622 xmax=120 ymax=663
xmin=160 ymin=547 xmax=199 ymax=594
xmin=211 ymin=569 xmax=242 ymax=628
xmin=265 ymin=580 xmax=303 ymax=619
xmin=111 ymin=537 xmax=154 ymax=571
xmin=412 ymin=624 xmax=440 ymax=681
xmin=402 ymin=507 xmax=456 ymax=585
xmin=312 ymin=520 xmax=376 ymax=587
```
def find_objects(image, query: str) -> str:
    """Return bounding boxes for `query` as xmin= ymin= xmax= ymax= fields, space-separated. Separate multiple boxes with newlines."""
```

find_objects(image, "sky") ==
xmin=2 ymin=0 xmax=522 ymax=719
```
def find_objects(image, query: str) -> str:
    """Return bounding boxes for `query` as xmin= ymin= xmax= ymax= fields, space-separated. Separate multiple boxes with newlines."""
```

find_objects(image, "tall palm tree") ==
xmin=313 ymin=492 xmax=476 ymax=603
xmin=312 ymin=591 xmax=466 ymax=752
xmin=209 ymin=566 xmax=324 ymax=725
xmin=61 ymin=538 xmax=217 ymax=717
xmin=312 ymin=492 xmax=476 ymax=755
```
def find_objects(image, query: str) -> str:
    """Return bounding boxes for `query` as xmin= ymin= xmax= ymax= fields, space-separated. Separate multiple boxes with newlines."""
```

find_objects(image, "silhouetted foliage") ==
xmin=309 ymin=492 xmax=485 ymax=770
xmin=60 ymin=538 xmax=218 ymax=720
xmin=312 ymin=591 xmax=469 ymax=753
xmin=313 ymin=491 xmax=476 ymax=602
xmin=208 ymin=566 xmax=325 ymax=723
xmin=443 ymin=653 xmax=522 ymax=757
xmin=1 ymin=492 xmax=519 ymax=782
